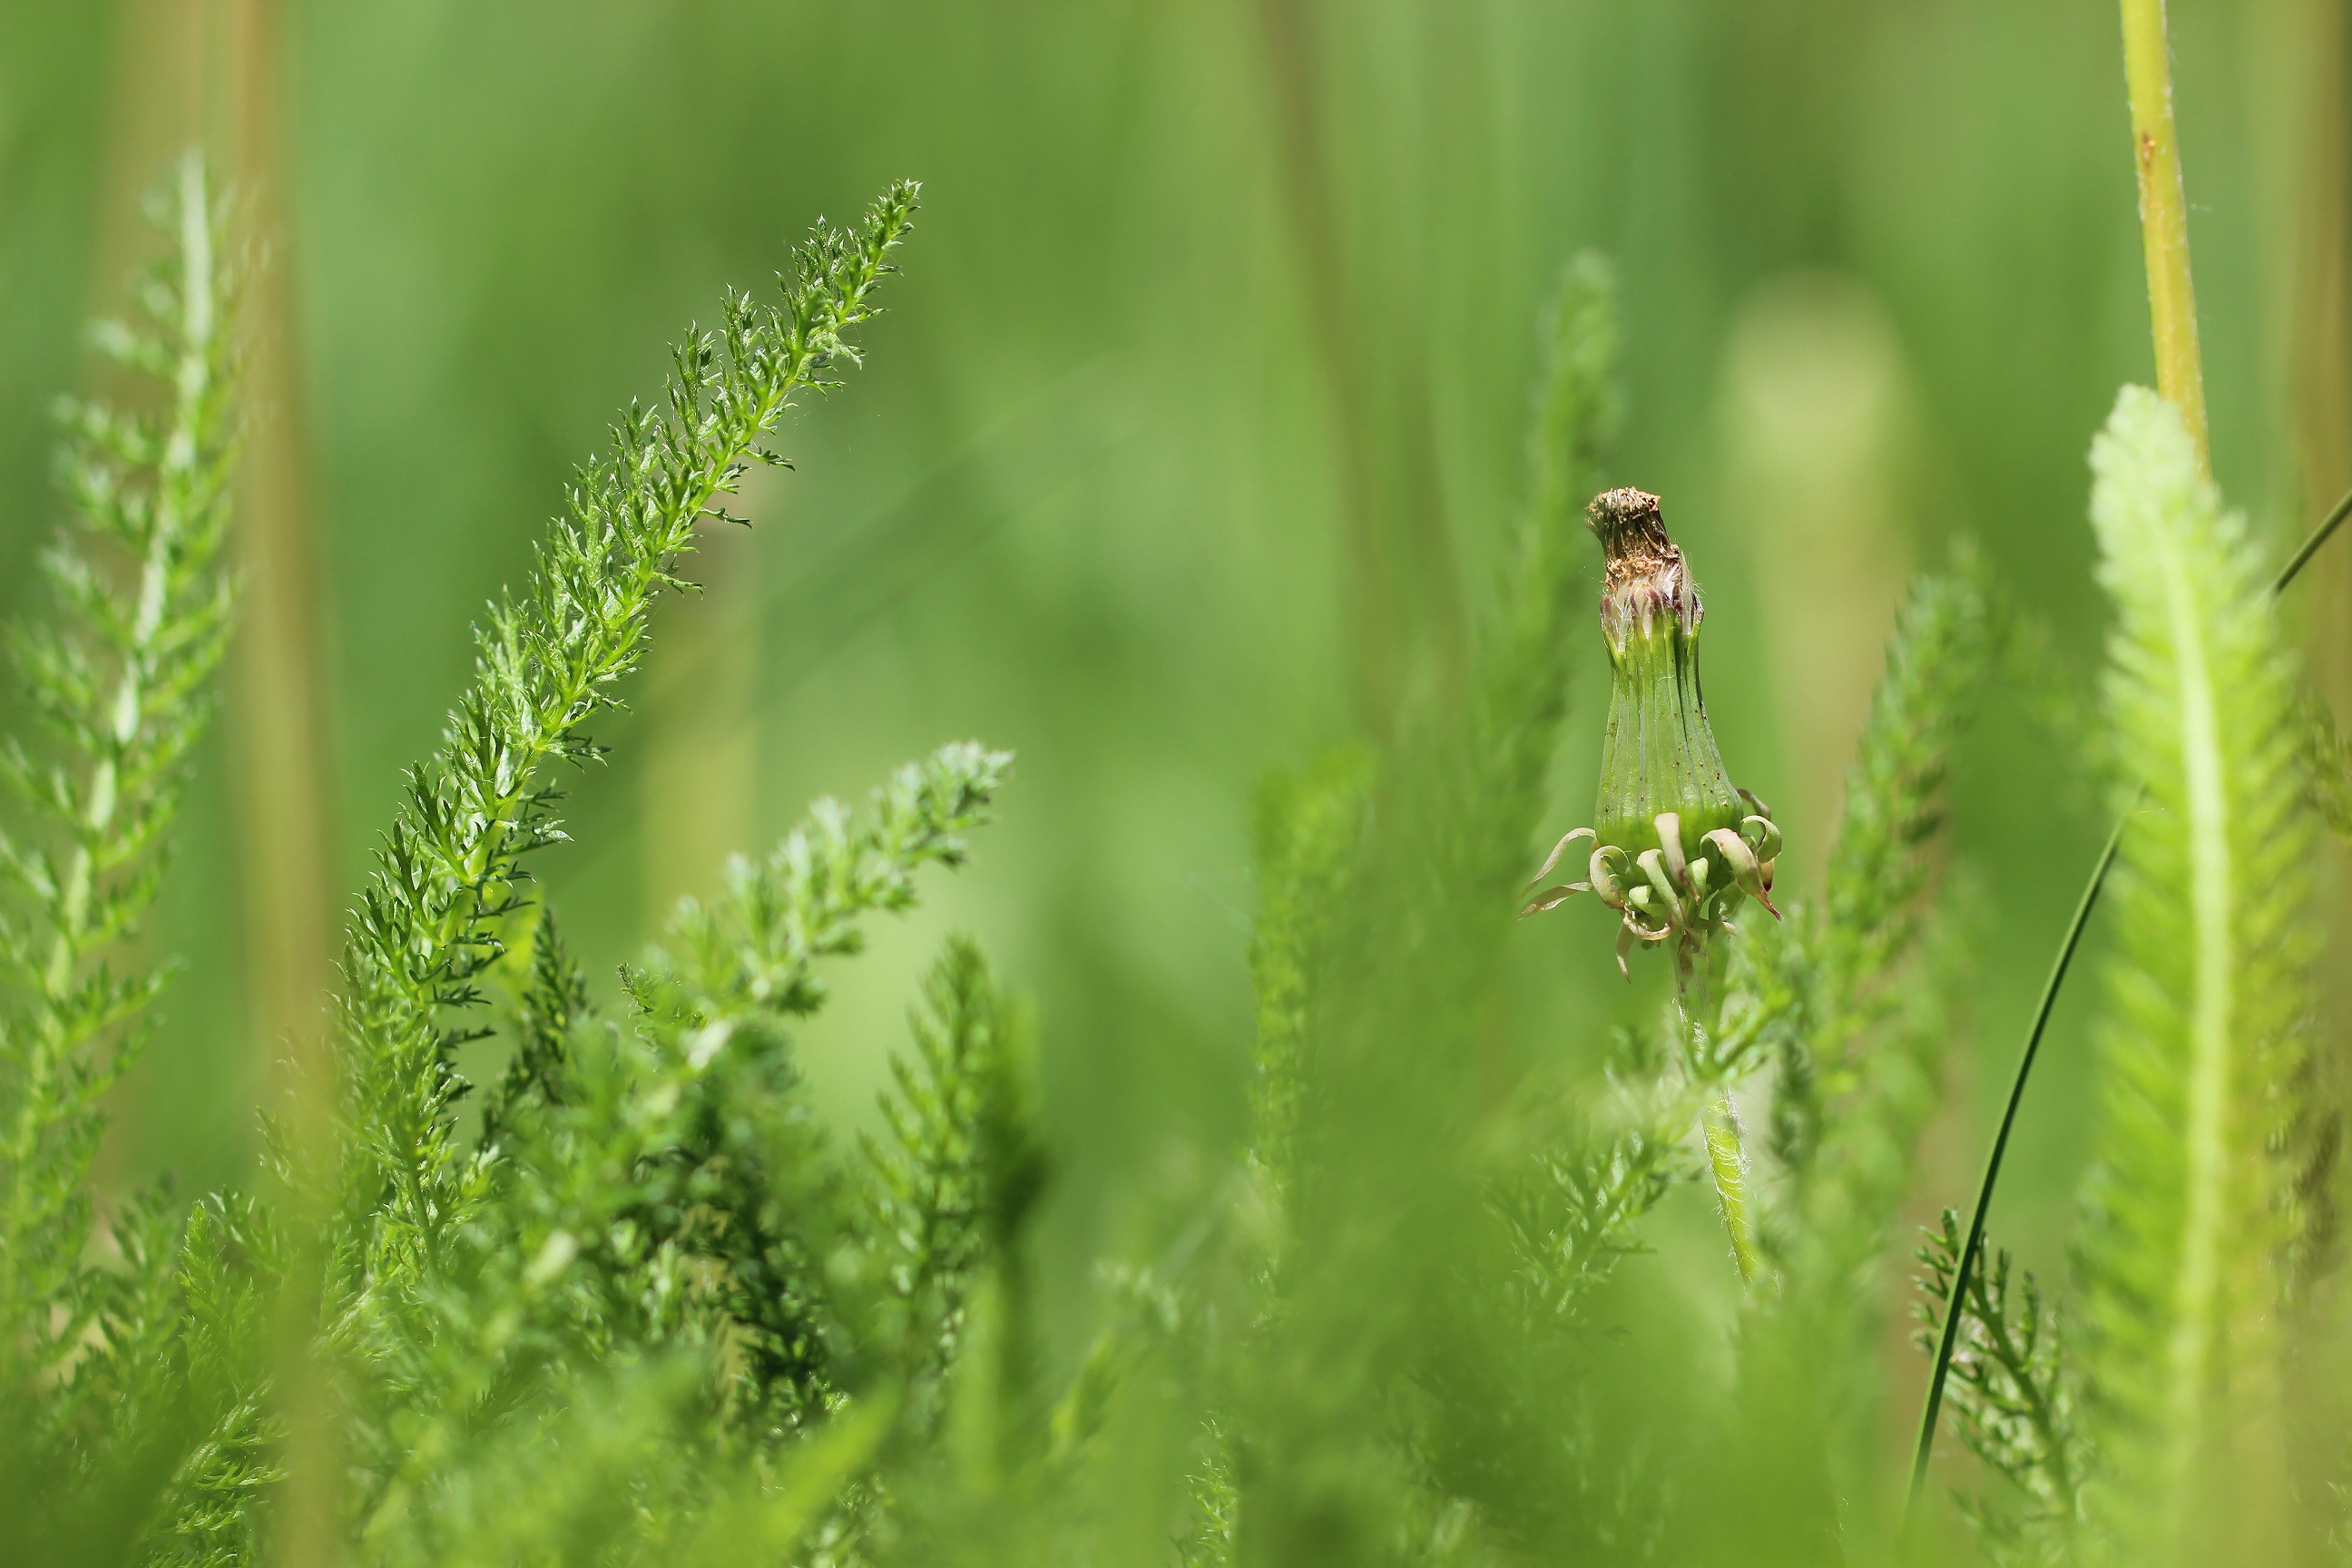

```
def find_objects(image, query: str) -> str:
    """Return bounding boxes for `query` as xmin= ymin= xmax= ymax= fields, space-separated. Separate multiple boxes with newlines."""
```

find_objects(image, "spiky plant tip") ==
xmin=331 ymin=182 xmax=926 ymax=1261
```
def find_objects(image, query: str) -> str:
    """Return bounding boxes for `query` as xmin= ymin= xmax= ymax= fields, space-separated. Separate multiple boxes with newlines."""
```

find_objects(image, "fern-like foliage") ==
xmin=1475 ymin=252 xmax=1622 ymax=887
xmin=1690 ymin=558 xmax=1990 ymax=1558
xmin=354 ymin=743 xmax=1010 ymax=1553
xmin=1492 ymin=1038 xmax=1695 ymax=1330
xmin=857 ymin=933 xmax=1044 ymax=1403
xmin=333 ymin=181 xmax=920 ymax=1302
xmin=2073 ymin=387 xmax=2316 ymax=1560
xmin=1202 ymin=255 xmax=1628 ymax=1568
xmin=2302 ymin=696 xmax=2352 ymax=845
xmin=1245 ymin=744 xmax=1372 ymax=1217
xmin=0 ymin=151 xmax=239 ymax=1457
xmin=1915 ymin=1209 xmax=2082 ymax=1556
xmin=1760 ymin=560 xmax=1988 ymax=1254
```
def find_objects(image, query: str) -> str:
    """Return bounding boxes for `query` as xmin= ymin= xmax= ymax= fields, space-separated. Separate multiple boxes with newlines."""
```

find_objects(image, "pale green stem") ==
xmin=1673 ymin=946 xmax=1762 ymax=1285
xmin=2120 ymin=0 xmax=2210 ymax=475
xmin=1700 ymin=1085 xmax=1762 ymax=1286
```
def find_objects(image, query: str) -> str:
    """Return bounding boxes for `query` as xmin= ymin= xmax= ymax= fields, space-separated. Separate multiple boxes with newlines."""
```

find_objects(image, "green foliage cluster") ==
xmin=5 ymin=148 xmax=2348 ymax=1568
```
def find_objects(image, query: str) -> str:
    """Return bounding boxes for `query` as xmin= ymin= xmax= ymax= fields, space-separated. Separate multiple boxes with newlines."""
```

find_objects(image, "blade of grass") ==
xmin=2272 ymin=484 xmax=2352 ymax=593
xmin=1907 ymin=479 xmax=2352 ymax=1509
xmin=1907 ymin=815 xmax=2121 ymax=1503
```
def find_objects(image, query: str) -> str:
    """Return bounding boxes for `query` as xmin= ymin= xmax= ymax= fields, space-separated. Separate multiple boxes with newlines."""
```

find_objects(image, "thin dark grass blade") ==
xmin=2270 ymin=484 xmax=2352 ymax=595
xmin=1907 ymin=815 xmax=2121 ymax=1501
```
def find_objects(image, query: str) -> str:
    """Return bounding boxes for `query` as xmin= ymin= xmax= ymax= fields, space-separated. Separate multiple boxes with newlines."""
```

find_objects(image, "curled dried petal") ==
xmin=1589 ymin=845 xmax=1630 ymax=908
xmin=1655 ymin=811 xmax=1689 ymax=890
xmin=1703 ymin=826 xmax=1781 ymax=920
xmin=1527 ymin=827 xmax=1596 ymax=890
xmin=1623 ymin=907 xmax=1671 ymax=943
xmin=1519 ymin=883 xmax=1586 ymax=918
xmin=1634 ymin=848 xmax=1685 ymax=929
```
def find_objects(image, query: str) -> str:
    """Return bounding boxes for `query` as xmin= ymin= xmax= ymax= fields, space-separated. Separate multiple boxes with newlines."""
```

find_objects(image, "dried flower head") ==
xmin=1522 ymin=487 xmax=1780 ymax=974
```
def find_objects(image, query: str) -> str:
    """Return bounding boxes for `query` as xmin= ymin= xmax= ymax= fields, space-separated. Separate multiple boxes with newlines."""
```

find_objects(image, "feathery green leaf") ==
xmin=0 ymin=149 xmax=240 ymax=1470
xmin=332 ymin=183 xmax=922 ymax=1298
xmin=1915 ymin=1209 xmax=2083 ymax=1553
xmin=2074 ymin=387 xmax=2315 ymax=1559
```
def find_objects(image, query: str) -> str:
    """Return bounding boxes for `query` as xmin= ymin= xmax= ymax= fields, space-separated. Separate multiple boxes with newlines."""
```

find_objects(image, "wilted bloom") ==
xmin=1522 ymin=487 xmax=1780 ymax=974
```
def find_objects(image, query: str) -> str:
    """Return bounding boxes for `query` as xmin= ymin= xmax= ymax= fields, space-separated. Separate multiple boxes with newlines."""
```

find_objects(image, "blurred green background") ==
xmin=2 ymin=0 xmax=2345 ymax=1374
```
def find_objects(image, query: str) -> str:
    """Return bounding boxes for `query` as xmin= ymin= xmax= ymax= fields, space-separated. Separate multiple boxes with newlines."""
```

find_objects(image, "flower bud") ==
xmin=1588 ymin=488 xmax=1744 ymax=880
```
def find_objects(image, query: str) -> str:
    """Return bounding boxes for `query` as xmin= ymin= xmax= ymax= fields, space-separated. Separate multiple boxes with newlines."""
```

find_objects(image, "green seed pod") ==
xmin=1588 ymin=487 xmax=1745 ymax=876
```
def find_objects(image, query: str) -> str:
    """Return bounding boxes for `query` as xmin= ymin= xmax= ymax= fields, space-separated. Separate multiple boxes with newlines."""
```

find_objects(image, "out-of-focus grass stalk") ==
xmin=87 ymin=0 xmax=214 ymax=1191
xmin=2122 ymin=0 xmax=2211 ymax=475
xmin=1722 ymin=275 xmax=1913 ymax=889
xmin=2276 ymin=6 xmax=2352 ymax=1245
xmin=640 ymin=519 xmax=758 ymax=922
xmin=231 ymin=1 xmax=335 ymax=1073
xmin=230 ymin=0 xmax=341 ymax=1563
xmin=1256 ymin=0 xmax=1391 ymax=733
xmin=1255 ymin=0 xmax=1459 ymax=735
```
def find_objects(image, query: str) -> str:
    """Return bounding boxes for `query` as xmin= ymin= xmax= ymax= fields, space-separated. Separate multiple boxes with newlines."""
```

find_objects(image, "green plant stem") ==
xmin=1906 ymin=479 xmax=2352 ymax=1512
xmin=1700 ymin=1083 xmax=1761 ymax=1285
xmin=2121 ymin=0 xmax=2210 ymax=474
xmin=1675 ymin=953 xmax=1761 ymax=1285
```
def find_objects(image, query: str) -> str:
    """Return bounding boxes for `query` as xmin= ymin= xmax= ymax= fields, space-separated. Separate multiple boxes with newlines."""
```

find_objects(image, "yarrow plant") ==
xmin=0 ymin=152 xmax=241 ymax=1519
xmin=9 ymin=3 xmax=2352 ymax=1561
xmin=1521 ymin=486 xmax=1781 ymax=1281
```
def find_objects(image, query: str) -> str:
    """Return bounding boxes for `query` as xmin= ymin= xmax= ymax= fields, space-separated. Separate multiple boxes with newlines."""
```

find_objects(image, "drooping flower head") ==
xmin=1523 ymin=487 xmax=1780 ymax=973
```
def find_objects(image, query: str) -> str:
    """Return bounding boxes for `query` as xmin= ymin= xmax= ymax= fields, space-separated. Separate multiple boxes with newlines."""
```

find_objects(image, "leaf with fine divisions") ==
xmin=2075 ymin=387 xmax=2315 ymax=1563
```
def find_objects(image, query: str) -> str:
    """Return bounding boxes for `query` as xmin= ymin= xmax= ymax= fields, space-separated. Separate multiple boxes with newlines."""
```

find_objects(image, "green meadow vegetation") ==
xmin=5 ymin=2 xmax=2352 ymax=1564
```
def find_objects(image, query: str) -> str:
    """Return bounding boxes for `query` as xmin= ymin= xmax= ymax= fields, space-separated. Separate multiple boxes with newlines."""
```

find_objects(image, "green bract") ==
xmin=1521 ymin=487 xmax=1779 ymax=974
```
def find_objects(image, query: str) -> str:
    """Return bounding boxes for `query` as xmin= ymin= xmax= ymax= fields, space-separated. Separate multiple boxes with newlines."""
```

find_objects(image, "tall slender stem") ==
xmin=2121 ymin=0 xmax=2210 ymax=474
xmin=232 ymin=6 xmax=341 ymax=1563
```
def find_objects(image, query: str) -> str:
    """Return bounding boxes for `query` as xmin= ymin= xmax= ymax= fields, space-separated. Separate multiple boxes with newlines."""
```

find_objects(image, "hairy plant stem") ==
xmin=2121 ymin=0 xmax=2210 ymax=474
xmin=1700 ymin=1084 xmax=1760 ymax=1286
xmin=1674 ymin=946 xmax=1761 ymax=1285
